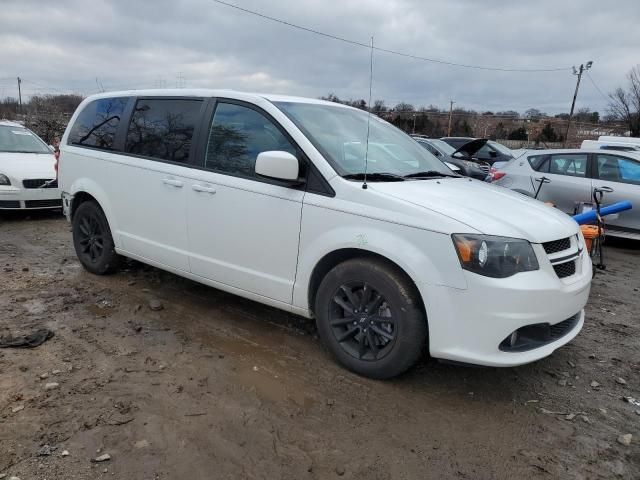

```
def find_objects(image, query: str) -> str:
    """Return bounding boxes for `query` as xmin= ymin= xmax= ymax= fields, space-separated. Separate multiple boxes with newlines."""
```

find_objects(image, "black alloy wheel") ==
xmin=77 ymin=213 xmax=105 ymax=263
xmin=72 ymin=201 xmax=120 ymax=275
xmin=315 ymin=258 xmax=427 ymax=379
xmin=329 ymin=282 xmax=396 ymax=361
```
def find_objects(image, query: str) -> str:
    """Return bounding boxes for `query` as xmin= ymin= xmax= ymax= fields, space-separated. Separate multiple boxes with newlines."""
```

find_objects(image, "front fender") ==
xmin=292 ymin=203 xmax=468 ymax=312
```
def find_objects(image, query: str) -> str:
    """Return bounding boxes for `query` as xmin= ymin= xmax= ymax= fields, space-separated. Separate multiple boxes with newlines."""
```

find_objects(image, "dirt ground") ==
xmin=0 ymin=212 xmax=638 ymax=480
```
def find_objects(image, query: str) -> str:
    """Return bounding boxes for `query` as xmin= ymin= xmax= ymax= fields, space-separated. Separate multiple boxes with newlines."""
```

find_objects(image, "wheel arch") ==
xmin=68 ymin=179 xmax=120 ymax=249
xmin=513 ymin=188 xmax=534 ymax=197
xmin=70 ymin=191 xmax=99 ymax=219
xmin=307 ymin=248 xmax=426 ymax=320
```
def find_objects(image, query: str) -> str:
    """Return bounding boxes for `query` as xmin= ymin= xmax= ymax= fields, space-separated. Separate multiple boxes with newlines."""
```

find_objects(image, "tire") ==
xmin=72 ymin=201 xmax=121 ymax=275
xmin=315 ymin=257 xmax=427 ymax=379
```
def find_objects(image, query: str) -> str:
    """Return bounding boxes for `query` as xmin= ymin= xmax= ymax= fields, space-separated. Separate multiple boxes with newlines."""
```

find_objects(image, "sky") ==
xmin=0 ymin=0 xmax=638 ymax=114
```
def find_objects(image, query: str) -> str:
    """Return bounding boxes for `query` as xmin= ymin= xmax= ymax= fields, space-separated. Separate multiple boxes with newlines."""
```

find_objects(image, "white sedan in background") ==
xmin=0 ymin=120 xmax=61 ymax=210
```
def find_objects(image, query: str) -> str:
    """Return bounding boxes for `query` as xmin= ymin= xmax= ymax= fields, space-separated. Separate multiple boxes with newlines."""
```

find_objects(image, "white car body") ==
xmin=598 ymin=135 xmax=640 ymax=146
xmin=581 ymin=139 xmax=640 ymax=152
xmin=0 ymin=121 xmax=61 ymax=210
xmin=59 ymin=90 xmax=591 ymax=370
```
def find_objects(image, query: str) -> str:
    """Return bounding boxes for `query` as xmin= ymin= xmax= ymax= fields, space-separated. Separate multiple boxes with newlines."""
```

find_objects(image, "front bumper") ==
xmin=420 ymin=243 xmax=591 ymax=367
xmin=0 ymin=185 xmax=62 ymax=209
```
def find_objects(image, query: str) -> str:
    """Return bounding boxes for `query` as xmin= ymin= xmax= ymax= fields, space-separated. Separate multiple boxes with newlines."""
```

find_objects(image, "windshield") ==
xmin=0 ymin=126 xmax=51 ymax=154
xmin=488 ymin=141 xmax=514 ymax=158
xmin=274 ymin=102 xmax=451 ymax=178
xmin=429 ymin=139 xmax=457 ymax=155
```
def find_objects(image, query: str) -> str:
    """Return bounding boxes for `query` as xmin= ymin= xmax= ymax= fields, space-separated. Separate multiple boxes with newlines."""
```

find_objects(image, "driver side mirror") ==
xmin=255 ymin=151 xmax=301 ymax=182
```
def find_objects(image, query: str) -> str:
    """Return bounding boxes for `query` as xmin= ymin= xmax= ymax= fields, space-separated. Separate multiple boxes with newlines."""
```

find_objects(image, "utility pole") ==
xmin=447 ymin=100 xmax=455 ymax=136
xmin=563 ymin=61 xmax=592 ymax=147
xmin=17 ymin=77 xmax=22 ymax=115
xmin=412 ymin=114 xmax=416 ymax=134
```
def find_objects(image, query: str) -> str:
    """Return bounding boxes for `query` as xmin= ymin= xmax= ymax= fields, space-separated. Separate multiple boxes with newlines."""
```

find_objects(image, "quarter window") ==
xmin=596 ymin=154 xmax=640 ymax=185
xmin=125 ymin=99 xmax=202 ymax=163
xmin=528 ymin=154 xmax=549 ymax=172
xmin=68 ymin=97 xmax=128 ymax=150
xmin=205 ymin=102 xmax=296 ymax=178
xmin=549 ymin=154 xmax=588 ymax=177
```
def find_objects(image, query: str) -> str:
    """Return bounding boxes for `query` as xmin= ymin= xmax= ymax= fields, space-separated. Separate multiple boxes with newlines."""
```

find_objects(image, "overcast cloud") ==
xmin=1 ymin=0 xmax=638 ymax=113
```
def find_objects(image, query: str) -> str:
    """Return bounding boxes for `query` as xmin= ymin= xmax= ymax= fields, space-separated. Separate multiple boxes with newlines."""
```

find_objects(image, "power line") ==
xmin=585 ymin=71 xmax=610 ymax=103
xmin=210 ymin=0 xmax=570 ymax=73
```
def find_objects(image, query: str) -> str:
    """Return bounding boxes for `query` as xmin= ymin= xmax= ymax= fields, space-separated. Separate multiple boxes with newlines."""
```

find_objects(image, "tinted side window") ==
xmin=597 ymin=154 xmax=640 ymax=185
xmin=549 ymin=153 xmax=588 ymax=177
xmin=205 ymin=102 xmax=296 ymax=178
xmin=68 ymin=97 xmax=128 ymax=150
xmin=125 ymin=99 xmax=202 ymax=163
xmin=528 ymin=154 xmax=549 ymax=172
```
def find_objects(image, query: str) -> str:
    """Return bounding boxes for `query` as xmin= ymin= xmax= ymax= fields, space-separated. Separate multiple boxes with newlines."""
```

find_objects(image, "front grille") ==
xmin=0 ymin=200 xmax=20 ymax=208
xmin=23 ymin=179 xmax=58 ymax=189
xmin=543 ymin=237 xmax=571 ymax=254
xmin=553 ymin=261 xmax=576 ymax=278
xmin=24 ymin=199 xmax=62 ymax=208
xmin=477 ymin=162 xmax=490 ymax=174
xmin=499 ymin=312 xmax=581 ymax=352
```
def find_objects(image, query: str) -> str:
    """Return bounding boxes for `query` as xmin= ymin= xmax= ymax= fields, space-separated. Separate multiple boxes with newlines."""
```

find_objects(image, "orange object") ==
xmin=454 ymin=238 xmax=473 ymax=262
xmin=581 ymin=225 xmax=601 ymax=252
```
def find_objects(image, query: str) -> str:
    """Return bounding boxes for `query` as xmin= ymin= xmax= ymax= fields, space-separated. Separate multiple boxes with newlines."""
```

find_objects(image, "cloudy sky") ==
xmin=1 ymin=0 xmax=638 ymax=114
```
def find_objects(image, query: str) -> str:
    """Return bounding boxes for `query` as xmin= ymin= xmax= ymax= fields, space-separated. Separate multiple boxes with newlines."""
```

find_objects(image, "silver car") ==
xmin=491 ymin=149 xmax=640 ymax=239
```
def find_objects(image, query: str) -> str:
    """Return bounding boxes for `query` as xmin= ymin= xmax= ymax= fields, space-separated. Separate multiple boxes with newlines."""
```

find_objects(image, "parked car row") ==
xmin=412 ymin=136 xmax=491 ymax=180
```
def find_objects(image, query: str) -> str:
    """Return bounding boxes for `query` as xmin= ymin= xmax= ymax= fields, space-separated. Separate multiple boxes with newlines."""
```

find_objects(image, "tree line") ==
xmin=1 ymin=65 xmax=638 ymax=143
xmin=320 ymin=64 xmax=640 ymax=141
xmin=1 ymin=94 xmax=84 ymax=143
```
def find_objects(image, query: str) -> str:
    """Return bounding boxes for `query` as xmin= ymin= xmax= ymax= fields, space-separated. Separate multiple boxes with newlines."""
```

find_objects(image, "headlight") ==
xmin=452 ymin=234 xmax=539 ymax=278
xmin=0 ymin=174 xmax=10 ymax=186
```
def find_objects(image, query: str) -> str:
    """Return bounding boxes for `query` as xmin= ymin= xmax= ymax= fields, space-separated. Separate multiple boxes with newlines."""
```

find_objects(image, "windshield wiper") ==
xmin=403 ymin=170 xmax=460 ymax=179
xmin=343 ymin=172 xmax=405 ymax=182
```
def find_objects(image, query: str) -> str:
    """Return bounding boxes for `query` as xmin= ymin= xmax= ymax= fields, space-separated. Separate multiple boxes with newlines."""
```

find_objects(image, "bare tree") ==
xmin=608 ymin=65 xmax=640 ymax=137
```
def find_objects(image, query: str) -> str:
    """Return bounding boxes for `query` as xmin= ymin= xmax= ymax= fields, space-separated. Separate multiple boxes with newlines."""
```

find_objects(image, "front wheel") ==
xmin=72 ymin=201 xmax=121 ymax=275
xmin=315 ymin=258 xmax=427 ymax=379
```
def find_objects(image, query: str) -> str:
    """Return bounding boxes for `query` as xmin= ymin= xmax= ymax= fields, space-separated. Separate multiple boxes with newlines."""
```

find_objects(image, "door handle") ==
xmin=162 ymin=178 xmax=184 ymax=188
xmin=535 ymin=177 xmax=551 ymax=184
xmin=192 ymin=184 xmax=217 ymax=194
xmin=595 ymin=186 xmax=614 ymax=193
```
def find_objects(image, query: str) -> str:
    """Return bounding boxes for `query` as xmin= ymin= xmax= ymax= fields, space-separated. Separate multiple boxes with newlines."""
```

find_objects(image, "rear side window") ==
xmin=596 ymin=154 xmax=640 ymax=184
xmin=549 ymin=153 xmax=588 ymax=177
xmin=67 ymin=97 xmax=128 ymax=150
xmin=204 ymin=102 xmax=296 ymax=178
xmin=528 ymin=154 xmax=549 ymax=172
xmin=125 ymin=99 xmax=202 ymax=163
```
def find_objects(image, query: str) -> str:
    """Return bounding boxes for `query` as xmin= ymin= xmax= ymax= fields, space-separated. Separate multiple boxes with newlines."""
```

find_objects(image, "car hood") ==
xmin=0 ymin=152 xmax=56 ymax=179
xmin=452 ymin=138 xmax=488 ymax=158
xmin=370 ymin=178 xmax=579 ymax=243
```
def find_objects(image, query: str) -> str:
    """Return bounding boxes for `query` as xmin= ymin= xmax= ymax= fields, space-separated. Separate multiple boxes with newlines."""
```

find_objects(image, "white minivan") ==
xmin=60 ymin=90 xmax=591 ymax=378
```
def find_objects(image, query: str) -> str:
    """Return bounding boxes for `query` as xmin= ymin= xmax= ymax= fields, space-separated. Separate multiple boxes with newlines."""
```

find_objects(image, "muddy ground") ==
xmin=0 ymin=212 xmax=638 ymax=479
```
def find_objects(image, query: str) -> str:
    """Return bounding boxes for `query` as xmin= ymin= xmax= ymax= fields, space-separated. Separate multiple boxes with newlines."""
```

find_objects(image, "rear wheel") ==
xmin=315 ymin=258 xmax=427 ymax=379
xmin=72 ymin=201 xmax=120 ymax=274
